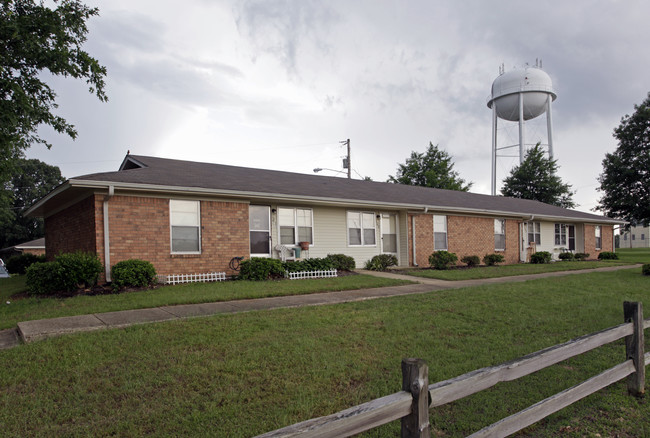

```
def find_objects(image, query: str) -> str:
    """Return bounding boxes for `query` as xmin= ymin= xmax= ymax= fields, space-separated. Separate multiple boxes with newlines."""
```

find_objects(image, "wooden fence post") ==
xmin=623 ymin=301 xmax=645 ymax=396
xmin=401 ymin=358 xmax=430 ymax=438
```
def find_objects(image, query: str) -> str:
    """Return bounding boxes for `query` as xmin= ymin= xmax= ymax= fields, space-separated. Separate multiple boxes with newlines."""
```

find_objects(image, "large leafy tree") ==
xmin=0 ymin=158 xmax=65 ymax=248
xmin=501 ymin=143 xmax=576 ymax=208
xmin=388 ymin=142 xmax=472 ymax=191
xmin=597 ymin=92 xmax=650 ymax=225
xmin=0 ymin=0 xmax=106 ymax=212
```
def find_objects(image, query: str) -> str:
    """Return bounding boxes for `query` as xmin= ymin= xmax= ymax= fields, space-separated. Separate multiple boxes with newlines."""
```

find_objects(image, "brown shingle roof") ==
xmin=66 ymin=154 xmax=620 ymax=224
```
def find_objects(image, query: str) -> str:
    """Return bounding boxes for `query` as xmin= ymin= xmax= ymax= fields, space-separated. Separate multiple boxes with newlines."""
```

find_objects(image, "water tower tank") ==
xmin=487 ymin=63 xmax=557 ymax=196
xmin=487 ymin=67 xmax=556 ymax=121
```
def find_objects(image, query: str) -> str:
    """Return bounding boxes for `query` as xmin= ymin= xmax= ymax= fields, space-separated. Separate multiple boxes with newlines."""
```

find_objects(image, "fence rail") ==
xmin=163 ymin=272 xmax=226 ymax=285
xmin=257 ymin=302 xmax=647 ymax=438
xmin=285 ymin=269 xmax=338 ymax=280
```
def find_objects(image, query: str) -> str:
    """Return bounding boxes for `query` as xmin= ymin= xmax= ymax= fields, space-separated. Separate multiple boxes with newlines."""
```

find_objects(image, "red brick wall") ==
xmin=408 ymin=214 xmax=433 ymax=266
xmin=408 ymin=214 xmax=520 ymax=266
xmin=44 ymin=194 xmax=250 ymax=282
xmin=448 ymin=216 xmax=520 ymax=265
xmin=100 ymin=195 xmax=250 ymax=278
xmin=44 ymin=195 xmax=98 ymax=261
xmin=584 ymin=224 xmax=614 ymax=257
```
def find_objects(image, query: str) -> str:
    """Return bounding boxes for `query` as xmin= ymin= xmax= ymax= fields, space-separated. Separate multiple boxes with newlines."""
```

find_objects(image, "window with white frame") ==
xmin=595 ymin=225 xmax=602 ymax=250
xmin=347 ymin=211 xmax=376 ymax=246
xmin=494 ymin=219 xmax=505 ymax=251
xmin=555 ymin=224 xmax=567 ymax=246
xmin=170 ymin=200 xmax=200 ymax=253
xmin=433 ymin=215 xmax=447 ymax=250
xmin=632 ymin=234 xmax=636 ymax=240
xmin=527 ymin=221 xmax=541 ymax=245
xmin=278 ymin=207 xmax=313 ymax=245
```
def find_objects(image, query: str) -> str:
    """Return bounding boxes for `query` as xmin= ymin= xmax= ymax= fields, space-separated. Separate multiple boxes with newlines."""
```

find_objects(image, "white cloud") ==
xmin=25 ymin=0 xmax=650 ymax=214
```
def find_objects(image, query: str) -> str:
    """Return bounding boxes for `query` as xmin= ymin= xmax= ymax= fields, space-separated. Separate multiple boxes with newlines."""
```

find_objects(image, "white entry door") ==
xmin=381 ymin=214 xmax=398 ymax=256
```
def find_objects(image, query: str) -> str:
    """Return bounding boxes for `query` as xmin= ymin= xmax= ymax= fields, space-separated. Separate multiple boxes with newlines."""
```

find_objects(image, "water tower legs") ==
xmin=519 ymin=92 xmax=525 ymax=163
xmin=546 ymin=94 xmax=554 ymax=161
xmin=491 ymin=106 xmax=497 ymax=196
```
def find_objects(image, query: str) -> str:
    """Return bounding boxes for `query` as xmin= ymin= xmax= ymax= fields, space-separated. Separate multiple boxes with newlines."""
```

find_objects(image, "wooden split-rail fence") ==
xmin=257 ymin=301 xmax=647 ymax=438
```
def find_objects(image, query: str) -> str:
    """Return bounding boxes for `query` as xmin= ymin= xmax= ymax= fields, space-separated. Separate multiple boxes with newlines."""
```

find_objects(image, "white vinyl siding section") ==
xmin=170 ymin=200 xmax=201 ymax=253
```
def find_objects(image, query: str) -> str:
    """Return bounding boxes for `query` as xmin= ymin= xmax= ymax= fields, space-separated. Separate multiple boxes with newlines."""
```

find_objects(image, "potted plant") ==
xmin=299 ymin=241 xmax=310 ymax=251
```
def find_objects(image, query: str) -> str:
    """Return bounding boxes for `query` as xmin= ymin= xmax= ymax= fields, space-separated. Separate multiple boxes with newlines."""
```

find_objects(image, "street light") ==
xmin=313 ymin=167 xmax=347 ymax=176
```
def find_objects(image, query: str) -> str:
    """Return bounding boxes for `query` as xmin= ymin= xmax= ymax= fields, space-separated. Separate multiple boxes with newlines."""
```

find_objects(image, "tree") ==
xmin=388 ymin=142 xmax=472 ymax=191
xmin=500 ymin=143 xmax=576 ymax=208
xmin=597 ymin=92 xmax=650 ymax=225
xmin=0 ymin=0 xmax=106 ymax=196
xmin=0 ymin=158 xmax=65 ymax=248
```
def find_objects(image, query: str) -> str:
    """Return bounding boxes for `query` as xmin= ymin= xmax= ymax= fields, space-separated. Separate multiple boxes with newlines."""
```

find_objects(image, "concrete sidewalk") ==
xmin=4 ymin=263 xmax=641 ymax=349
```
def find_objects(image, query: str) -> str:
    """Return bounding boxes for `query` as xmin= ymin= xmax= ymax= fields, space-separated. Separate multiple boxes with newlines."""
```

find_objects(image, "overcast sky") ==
xmin=26 ymin=0 xmax=650 ymax=213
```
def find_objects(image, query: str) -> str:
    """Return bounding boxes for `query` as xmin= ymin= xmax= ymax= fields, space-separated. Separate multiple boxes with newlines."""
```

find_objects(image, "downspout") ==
xmin=411 ymin=215 xmax=418 ymax=266
xmin=103 ymin=185 xmax=114 ymax=282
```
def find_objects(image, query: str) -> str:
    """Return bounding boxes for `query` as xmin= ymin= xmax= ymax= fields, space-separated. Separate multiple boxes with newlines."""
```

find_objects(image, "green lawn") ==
xmin=398 ymin=260 xmax=629 ymax=281
xmin=616 ymin=247 xmax=650 ymax=264
xmin=0 ymin=275 xmax=412 ymax=330
xmin=1 ymin=266 xmax=649 ymax=437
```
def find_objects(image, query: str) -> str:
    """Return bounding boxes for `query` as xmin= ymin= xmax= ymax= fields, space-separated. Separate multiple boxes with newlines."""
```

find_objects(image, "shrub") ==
xmin=460 ymin=255 xmax=480 ymax=267
xmin=25 ymin=262 xmax=65 ymax=295
xmin=283 ymin=257 xmax=335 ymax=273
xmin=483 ymin=253 xmax=505 ymax=266
xmin=598 ymin=251 xmax=619 ymax=260
xmin=55 ymin=251 xmax=103 ymax=290
xmin=326 ymin=254 xmax=356 ymax=271
xmin=5 ymin=253 xmax=45 ymax=275
xmin=558 ymin=252 xmax=575 ymax=261
xmin=429 ymin=251 xmax=458 ymax=270
xmin=574 ymin=253 xmax=589 ymax=261
xmin=643 ymin=264 xmax=650 ymax=276
xmin=364 ymin=254 xmax=398 ymax=271
xmin=239 ymin=257 xmax=284 ymax=280
xmin=530 ymin=251 xmax=552 ymax=264
xmin=111 ymin=259 xmax=157 ymax=290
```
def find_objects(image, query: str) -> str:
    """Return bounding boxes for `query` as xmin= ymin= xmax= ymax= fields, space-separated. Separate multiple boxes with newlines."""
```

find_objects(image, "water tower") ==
xmin=487 ymin=60 xmax=557 ymax=195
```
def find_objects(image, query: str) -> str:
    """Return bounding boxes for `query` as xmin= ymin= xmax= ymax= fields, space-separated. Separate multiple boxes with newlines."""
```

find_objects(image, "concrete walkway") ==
xmin=3 ymin=264 xmax=641 ymax=350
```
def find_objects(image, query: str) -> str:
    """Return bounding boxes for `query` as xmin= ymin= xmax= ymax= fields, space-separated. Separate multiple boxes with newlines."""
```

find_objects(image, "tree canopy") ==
xmin=597 ymin=92 xmax=650 ymax=225
xmin=0 ymin=158 xmax=65 ymax=248
xmin=388 ymin=142 xmax=472 ymax=191
xmin=500 ymin=143 xmax=576 ymax=209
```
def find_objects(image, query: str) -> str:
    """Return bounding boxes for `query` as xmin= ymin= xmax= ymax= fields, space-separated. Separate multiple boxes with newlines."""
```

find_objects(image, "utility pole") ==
xmin=340 ymin=138 xmax=351 ymax=179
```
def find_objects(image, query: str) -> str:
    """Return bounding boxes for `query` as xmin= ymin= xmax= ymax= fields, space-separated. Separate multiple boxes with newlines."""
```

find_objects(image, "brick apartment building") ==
xmin=26 ymin=155 xmax=623 ymax=282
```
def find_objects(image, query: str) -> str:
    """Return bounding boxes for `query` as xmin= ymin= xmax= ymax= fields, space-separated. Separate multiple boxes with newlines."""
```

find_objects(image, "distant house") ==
xmin=26 ymin=155 xmax=623 ymax=282
xmin=620 ymin=225 xmax=650 ymax=248
xmin=0 ymin=237 xmax=46 ymax=260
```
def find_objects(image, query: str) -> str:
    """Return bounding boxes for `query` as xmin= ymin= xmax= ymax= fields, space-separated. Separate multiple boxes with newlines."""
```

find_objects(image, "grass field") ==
xmin=616 ymin=247 xmax=650 ymax=264
xmin=0 ymin=275 xmax=412 ymax=330
xmin=1 ymin=265 xmax=649 ymax=436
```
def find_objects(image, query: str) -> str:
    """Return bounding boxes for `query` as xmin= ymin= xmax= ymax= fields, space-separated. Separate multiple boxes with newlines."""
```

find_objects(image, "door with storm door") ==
xmin=568 ymin=225 xmax=576 ymax=251
xmin=381 ymin=214 xmax=398 ymax=259
xmin=249 ymin=205 xmax=271 ymax=257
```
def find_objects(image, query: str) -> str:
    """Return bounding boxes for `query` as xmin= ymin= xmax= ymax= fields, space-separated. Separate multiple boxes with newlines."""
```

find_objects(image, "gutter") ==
xmin=103 ymin=185 xmax=114 ymax=282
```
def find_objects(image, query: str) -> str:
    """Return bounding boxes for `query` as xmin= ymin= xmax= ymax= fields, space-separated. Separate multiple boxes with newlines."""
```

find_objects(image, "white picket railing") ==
xmin=285 ymin=269 xmax=338 ymax=280
xmin=163 ymin=272 xmax=227 ymax=285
